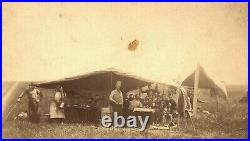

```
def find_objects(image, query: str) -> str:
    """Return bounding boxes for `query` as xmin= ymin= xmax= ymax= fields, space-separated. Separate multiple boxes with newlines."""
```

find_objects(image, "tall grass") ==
xmin=2 ymin=82 xmax=248 ymax=138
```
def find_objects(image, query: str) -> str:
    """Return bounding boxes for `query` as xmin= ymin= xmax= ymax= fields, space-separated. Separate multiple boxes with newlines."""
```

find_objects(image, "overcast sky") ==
xmin=3 ymin=2 xmax=248 ymax=85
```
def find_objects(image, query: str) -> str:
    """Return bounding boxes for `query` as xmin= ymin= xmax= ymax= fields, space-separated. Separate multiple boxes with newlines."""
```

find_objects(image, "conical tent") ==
xmin=181 ymin=65 xmax=228 ymax=99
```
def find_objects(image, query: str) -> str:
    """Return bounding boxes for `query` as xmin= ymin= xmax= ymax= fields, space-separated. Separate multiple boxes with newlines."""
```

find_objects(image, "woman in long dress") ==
xmin=49 ymin=85 xmax=65 ymax=122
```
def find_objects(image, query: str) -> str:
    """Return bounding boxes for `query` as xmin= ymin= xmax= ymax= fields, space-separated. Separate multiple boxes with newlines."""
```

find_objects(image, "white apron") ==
xmin=50 ymin=92 xmax=65 ymax=119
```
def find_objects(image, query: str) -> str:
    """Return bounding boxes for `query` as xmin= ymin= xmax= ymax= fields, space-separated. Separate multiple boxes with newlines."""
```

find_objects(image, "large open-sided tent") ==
xmin=35 ymin=68 xmax=174 ymax=122
xmin=36 ymin=68 xmax=168 ymax=94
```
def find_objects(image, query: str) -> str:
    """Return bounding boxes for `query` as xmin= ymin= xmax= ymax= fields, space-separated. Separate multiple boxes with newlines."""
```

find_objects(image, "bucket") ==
xmin=101 ymin=107 xmax=113 ymax=119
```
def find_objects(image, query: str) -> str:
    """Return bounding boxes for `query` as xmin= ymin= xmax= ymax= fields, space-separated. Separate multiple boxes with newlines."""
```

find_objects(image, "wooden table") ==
xmin=65 ymin=106 xmax=99 ymax=123
xmin=133 ymin=108 xmax=155 ymax=113
xmin=133 ymin=108 xmax=156 ymax=128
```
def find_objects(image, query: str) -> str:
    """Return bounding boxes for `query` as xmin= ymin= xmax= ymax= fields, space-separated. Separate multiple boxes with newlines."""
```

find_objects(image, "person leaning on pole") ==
xmin=109 ymin=81 xmax=123 ymax=116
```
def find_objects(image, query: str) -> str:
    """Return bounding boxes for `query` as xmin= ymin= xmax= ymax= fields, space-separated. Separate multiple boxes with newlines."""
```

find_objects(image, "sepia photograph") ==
xmin=2 ymin=2 xmax=248 ymax=138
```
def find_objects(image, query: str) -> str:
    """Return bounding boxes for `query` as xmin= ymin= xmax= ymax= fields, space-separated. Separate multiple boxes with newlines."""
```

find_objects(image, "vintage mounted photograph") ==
xmin=2 ymin=2 xmax=248 ymax=138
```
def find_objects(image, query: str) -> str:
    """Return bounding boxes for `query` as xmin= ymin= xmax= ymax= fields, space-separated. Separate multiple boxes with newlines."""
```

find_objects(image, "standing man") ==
xmin=109 ymin=81 xmax=123 ymax=116
xmin=146 ymin=84 xmax=154 ymax=98
xmin=154 ymin=84 xmax=160 ymax=95
xmin=153 ymin=94 xmax=162 ymax=124
xmin=124 ymin=93 xmax=134 ymax=118
xmin=17 ymin=83 xmax=43 ymax=123
xmin=141 ymin=84 xmax=154 ymax=107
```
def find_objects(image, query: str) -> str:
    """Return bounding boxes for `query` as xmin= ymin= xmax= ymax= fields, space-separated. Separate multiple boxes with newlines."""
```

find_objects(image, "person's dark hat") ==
xmin=28 ymin=82 xmax=37 ymax=87
xmin=56 ymin=84 xmax=62 ymax=89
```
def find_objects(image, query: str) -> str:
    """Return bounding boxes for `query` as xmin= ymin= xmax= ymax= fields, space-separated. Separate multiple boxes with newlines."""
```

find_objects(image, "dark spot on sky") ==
xmin=128 ymin=40 xmax=139 ymax=51
xmin=58 ymin=13 xmax=63 ymax=19
xmin=71 ymin=36 xmax=78 ymax=43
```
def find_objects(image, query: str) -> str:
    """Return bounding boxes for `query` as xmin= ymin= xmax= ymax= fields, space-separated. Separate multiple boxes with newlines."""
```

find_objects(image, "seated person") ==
xmin=127 ymin=94 xmax=134 ymax=103
xmin=128 ymin=94 xmax=143 ymax=114
xmin=185 ymin=96 xmax=193 ymax=118
xmin=86 ymin=97 xmax=99 ymax=123
xmin=162 ymin=102 xmax=176 ymax=127
xmin=142 ymin=95 xmax=149 ymax=107
xmin=86 ymin=98 xmax=97 ymax=107
xmin=168 ymin=94 xmax=178 ymax=118
xmin=124 ymin=94 xmax=134 ymax=109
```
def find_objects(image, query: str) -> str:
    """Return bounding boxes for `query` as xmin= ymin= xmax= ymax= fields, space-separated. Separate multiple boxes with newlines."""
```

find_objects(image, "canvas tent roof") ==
xmin=181 ymin=65 xmax=228 ymax=99
xmin=36 ymin=68 xmax=171 ymax=93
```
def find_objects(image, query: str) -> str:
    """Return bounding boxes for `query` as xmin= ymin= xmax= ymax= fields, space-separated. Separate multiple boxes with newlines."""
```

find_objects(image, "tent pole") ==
xmin=193 ymin=63 xmax=200 ymax=118
xmin=110 ymin=72 xmax=113 ymax=92
xmin=107 ymin=72 xmax=112 ymax=107
xmin=216 ymin=95 xmax=219 ymax=121
xmin=216 ymin=96 xmax=219 ymax=112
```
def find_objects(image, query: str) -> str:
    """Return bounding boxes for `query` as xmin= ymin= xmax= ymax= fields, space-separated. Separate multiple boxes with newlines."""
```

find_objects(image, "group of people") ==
xmin=17 ymin=83 xmax=67 ymax=123
xmin=109 ymin=81 xmax=179 ymax=127
xmin=18 ymin=80 xmax=195 ymax=126
xmin=18 ymin=83 xmax=101 ymax=123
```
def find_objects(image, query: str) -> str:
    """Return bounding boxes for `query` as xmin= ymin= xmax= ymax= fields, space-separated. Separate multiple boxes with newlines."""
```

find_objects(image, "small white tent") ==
xmin=181 ymin=65 xmax=228 ymax=99
xmin=179 ymin=64 xmax=228 ymax=117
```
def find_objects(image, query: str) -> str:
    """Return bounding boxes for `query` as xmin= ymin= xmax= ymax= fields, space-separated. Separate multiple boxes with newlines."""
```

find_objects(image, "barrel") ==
xmin=101 ymin=107 xmax=113 ymax=119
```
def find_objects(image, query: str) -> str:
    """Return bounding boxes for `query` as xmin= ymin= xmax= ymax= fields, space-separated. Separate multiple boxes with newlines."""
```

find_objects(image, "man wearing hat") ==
xmin=109 ymin=81 xmax=123 ymax=116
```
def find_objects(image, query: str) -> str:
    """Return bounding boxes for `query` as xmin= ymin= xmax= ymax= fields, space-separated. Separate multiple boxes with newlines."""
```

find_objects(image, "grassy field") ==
xmin=2 ymin=81 xmax=248 ymax=138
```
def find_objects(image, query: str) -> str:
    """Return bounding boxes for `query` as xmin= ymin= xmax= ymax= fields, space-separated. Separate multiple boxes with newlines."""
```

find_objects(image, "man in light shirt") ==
xmin=109 ymin=81 xmax=123 ymax=116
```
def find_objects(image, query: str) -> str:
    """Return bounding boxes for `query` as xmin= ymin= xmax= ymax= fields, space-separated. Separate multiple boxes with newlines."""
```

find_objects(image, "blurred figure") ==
xmin=152 ymin=93 xmax=161 ymax=125
xmin=162 ymin=102 xmax=172 ymax=126
xmin=124 ymin=93 xmax=134 ymax=118
xmin=18 ymin=83 xmax=43 ymax=123
xmin=142 ymin=95 xmax=152 ymax=108
xmin=187 ymin=88 xmax=194 ymax=110
xmin=154 ymin=84 xmax=160 ymax=95
xmin=141 ymin=84 xmax=153 ymax=108
xmin=49 ymin=85 xmax=65 ymax=122
xmin=168 ymin=93 xmax=177 ymax=114
xmin=128 ymin=94 xmax=143 ymax=115
xmin=142 ymin=84 xmax=154 ymax=102
xmin=162 ymin=103 xmax=177 ymax=127
xmin=177 ymin=86 xmax=187 ymax=118
xmin=185 ymin=96 xmax=192 ymax=118
xmin=86 ymin=97 xmax=98 ymax=123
